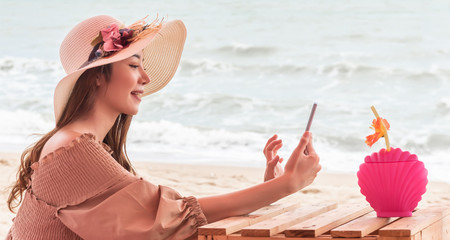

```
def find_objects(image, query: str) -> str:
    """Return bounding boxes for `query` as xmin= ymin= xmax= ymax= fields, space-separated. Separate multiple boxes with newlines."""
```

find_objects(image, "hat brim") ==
xmin=54 ymin=20 xmax=186 ymax=122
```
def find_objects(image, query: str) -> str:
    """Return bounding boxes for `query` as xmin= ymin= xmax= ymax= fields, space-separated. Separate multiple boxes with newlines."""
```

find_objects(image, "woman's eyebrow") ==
xmin=132 ymin=54 xmax=141 ymax=59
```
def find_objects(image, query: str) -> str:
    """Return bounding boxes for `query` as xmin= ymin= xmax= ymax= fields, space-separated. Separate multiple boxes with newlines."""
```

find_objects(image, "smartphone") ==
xmin=305 ymin=103 xmax=318 ymax=132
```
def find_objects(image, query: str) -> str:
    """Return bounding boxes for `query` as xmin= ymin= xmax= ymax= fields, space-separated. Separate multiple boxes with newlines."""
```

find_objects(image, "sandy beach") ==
xmin=1 ymin=151 xmax=449 ymax=237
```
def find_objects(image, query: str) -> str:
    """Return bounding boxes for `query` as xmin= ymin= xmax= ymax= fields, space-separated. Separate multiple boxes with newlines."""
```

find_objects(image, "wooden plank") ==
xmin=227 ymin=233 xmax=377 ymax=240
xmin=213 ymin=236 xmax=227 ymax=240
xmin=199 ymin=216 xmax=252 ymax=236
xmin=198 ymin=205 xmax=449 ymax=239
xmin=240 ymin=202 xmax=338 ymax=237
xmin=420 ymin=214 xmax=450 ymax=240
xmin=284 ymin=203 xmax=372 ymax=237
xmin=420 ymin=217 xmax=443 ymax=240
xmin=198 ymin=201 xmax=302 ymax=235
xmin=228 ymin=233 xmax=290 ymax=240
xmin=331 ymin=211 xmax=399 ymax=237
xmin=197 ymin=236 xmax=226 ymax=240
xmin=379 ymin=206 xmax=450 ymax=237
xmin=444 ymin=214 xmax=450 ymax=240
xmin=378 ymin=236 xmax=420 ymax=240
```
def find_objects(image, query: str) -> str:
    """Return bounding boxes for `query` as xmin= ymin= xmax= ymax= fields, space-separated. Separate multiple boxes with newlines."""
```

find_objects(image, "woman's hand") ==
xmin=199 ymin=131 xmax=320 ymax=222
xmin=283 ymin=131 xmax=321 ymax=192
xmin=263 ymin=134 xmax=284 ymax=182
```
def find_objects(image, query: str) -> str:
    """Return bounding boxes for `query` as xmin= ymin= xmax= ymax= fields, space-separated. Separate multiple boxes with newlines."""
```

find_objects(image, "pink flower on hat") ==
xmin=101 ymin=24 xmax=132 ymax=52
xmin=86 ymin=18 xmax=158 ymax=64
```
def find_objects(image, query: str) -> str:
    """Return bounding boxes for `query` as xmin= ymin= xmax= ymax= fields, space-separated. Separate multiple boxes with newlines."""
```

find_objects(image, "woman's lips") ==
xmin=131 ymin=90 xmax=143 ymax=101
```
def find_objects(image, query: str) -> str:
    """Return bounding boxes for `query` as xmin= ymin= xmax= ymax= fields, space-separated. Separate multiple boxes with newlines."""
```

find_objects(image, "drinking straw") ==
xmin=370 ymin=106 xmax=391 ymax=151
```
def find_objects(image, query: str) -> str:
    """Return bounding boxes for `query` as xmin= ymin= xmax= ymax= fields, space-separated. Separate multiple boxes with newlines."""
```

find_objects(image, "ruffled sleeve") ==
xmin=57 ymin=178 xmax=208 ymax=240
xmin=29 ymin=133 xmax=207 ymax=239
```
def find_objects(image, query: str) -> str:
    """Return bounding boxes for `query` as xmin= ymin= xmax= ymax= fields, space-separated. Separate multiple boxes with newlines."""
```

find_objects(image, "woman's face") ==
xmin=96 ymin=51 xmax=150 ymax=116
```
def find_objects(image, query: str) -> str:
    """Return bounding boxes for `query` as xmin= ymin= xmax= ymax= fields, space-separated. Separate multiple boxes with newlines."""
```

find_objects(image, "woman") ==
xmin=6 ymin=15 xmax=321 ymax=239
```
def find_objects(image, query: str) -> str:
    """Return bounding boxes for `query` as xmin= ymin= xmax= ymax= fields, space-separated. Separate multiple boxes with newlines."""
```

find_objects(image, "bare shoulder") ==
xmin=40 ymin=130 xmax=84 ymax=160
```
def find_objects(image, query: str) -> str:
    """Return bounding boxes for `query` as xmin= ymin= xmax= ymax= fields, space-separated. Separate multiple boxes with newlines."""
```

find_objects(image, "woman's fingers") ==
xmin=272 ymin=142 xmax=282 ymax=155
xmin=295 ymin=131 xmax=310 ymax=155
xmin=268 ymin=140 xmax=282 ymax=151
xmin=268 ymin=142 xmax=283 ymax=161
xmin=264 ymin=139 xmax=282 ymax=161
xmin=263 ymin=135 xmax=278 ymax=153
xmin=263 ymin=134 xmax=277 ymax=152
xmin=267 ymin=155 xmax=280 ymax=167
xmin=306 ymin=134 xmax=316 ymax=156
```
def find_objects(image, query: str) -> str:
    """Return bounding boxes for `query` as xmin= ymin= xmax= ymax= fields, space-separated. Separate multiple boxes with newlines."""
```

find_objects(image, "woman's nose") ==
xmin=140 ymin=66 xmax=151 ymax=85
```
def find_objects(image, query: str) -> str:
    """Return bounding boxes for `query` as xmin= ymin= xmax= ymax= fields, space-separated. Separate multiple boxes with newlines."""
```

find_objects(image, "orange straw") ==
xmin=371 ymin=106 xmax=391 ymax=151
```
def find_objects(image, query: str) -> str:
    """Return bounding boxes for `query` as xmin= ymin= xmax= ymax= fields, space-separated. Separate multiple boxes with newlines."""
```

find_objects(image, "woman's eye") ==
xmin=130 ymin=64 xmax=139 ymax=68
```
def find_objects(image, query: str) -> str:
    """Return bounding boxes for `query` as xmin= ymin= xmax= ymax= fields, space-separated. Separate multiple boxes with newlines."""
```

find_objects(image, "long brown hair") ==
xmin=7 ymin=64 xmax=136 ymax=213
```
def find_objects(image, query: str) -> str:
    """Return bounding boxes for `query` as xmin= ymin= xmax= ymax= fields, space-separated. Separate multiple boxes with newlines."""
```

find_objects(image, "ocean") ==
xmin=1 ymin=0 xmax=449 ymax=183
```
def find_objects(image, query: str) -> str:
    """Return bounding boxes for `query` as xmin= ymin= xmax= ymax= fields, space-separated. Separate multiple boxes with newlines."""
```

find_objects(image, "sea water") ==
xmin=1 ymin=0 xmax=449 ymax=183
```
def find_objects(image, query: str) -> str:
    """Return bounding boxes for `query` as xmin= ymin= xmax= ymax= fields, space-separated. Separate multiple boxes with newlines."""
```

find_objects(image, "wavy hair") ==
xmin=7 ymin=64 xmax=136 ymax=212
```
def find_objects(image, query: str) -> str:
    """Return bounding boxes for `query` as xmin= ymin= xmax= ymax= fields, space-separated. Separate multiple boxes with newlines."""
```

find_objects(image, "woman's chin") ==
xmin=122 ymin=108 xmax=139 ymax=116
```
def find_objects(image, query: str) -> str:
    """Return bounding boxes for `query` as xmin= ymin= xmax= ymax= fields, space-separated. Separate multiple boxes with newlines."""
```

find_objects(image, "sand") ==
xmin=1 ymin=151 xmax=449 ymax=237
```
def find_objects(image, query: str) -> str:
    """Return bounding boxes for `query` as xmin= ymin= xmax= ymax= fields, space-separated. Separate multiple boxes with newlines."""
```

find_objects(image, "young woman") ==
xmin=6 ymin=15 xmax=321 ymax=240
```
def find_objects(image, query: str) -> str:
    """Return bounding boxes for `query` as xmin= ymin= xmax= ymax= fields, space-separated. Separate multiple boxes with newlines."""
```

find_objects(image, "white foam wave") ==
xmin=217 ymin=42 xmax=277 ymax=56
xmin=179 ymin=58 xmax=236 ymax=76
xmin=129 ymin=120 xmax=263 ymax=151
xmin=0 ymin=57 xmax=62 ymax=76
xmin=126 ymin=120 xmax=449 ymax=183
xmin=436 ymin=97 xmax=450 ymax=114
xmin=0 ymin=109 xmax=447 ymax=183
xmin=0 ymin=109 xmax=54 ymax=152
xmin=178 ymin=57 xmax=450 ymax=80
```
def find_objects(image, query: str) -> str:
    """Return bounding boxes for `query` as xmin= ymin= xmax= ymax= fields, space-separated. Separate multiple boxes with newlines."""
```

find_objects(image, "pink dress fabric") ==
xmin=6 ymin=133 xmax=207 ymax=240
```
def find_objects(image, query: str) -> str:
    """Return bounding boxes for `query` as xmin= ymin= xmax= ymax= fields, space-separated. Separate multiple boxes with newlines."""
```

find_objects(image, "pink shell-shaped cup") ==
xmin=357 ymin=147 xmax=428 ymax=217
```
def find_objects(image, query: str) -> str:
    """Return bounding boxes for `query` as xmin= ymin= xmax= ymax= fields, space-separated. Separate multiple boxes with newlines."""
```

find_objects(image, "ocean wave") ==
xmin=129 ymin=116 xmax=450 ymax=154
xmin=129 ymin=120 xmax=264 ymax=151
xmin=0 ymin=57 xmax=62 ymax=76
xmin=179 ymin=58 xmax=310 ymax=76
xmin=216 ymin=43 xmax=277 ymax=56
xmin=143 ymin=92 xmax=267 ymax=111
xmin=0 ymin=109 xmax=448 ymax=183
xmin=139 ymin=92 xmax=289 ymax=134
xmin=179 ymin=59 xmax=236 ymax=75
xmin=436 ymin=97 xmax=450 ymax=114
xmin=178 ymin=57 xmax=450 ymax=80
xmin=318 ymin=62 xmax=381 ymax=77
xmin=0 ymin=57 xmax=61 ymax=112
xmin=2 ymin=56 xmax=449 ymax=84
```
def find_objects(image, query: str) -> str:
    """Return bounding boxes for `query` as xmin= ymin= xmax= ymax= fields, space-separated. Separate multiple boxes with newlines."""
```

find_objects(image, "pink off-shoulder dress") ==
xmin=6 ymin=133 xmax=207 ymax=240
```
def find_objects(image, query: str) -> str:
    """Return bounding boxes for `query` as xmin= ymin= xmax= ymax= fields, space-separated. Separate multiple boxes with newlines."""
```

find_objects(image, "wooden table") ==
xmin=198 ymin=202 xmax=450 ymax=240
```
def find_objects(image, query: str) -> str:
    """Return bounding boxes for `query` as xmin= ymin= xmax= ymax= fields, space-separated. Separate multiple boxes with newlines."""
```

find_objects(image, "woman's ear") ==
xmin=96 ymin=74 xmax=104 ymax=87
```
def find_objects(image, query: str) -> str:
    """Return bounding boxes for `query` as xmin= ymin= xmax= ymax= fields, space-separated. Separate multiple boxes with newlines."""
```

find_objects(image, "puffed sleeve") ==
xmin=57 ymin=178 xmax=208 ymax=240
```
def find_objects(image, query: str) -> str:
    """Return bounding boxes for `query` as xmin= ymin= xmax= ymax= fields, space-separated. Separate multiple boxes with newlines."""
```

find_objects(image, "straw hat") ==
xmin=54 ymin=15 xmax=186 ymax=122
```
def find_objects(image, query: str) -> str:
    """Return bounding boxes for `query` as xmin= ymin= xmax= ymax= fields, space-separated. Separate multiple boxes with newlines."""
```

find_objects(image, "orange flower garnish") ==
xmin=366 ymin=106 xmax=391 ymax=151
xmin=365 ymin=117 xmax=390 ymax=147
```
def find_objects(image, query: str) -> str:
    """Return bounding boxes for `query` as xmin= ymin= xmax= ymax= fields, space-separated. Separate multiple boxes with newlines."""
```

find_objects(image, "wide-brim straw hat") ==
xmin=54 ymin=15 xmax=186 ymax=122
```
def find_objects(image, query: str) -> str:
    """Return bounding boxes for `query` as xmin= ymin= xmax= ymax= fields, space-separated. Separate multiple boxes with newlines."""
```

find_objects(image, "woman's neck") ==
xmin=67 ymin=107 xmax=119 ymax=142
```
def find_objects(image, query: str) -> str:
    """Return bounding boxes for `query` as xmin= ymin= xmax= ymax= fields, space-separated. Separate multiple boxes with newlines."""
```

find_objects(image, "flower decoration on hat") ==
xmin=365 ymin=106 xmax=391 ymax=151
xmin=86 ymin=16 xmax=163 ymax=65
xmin=98 ymin=24 xmax=134 ymax=52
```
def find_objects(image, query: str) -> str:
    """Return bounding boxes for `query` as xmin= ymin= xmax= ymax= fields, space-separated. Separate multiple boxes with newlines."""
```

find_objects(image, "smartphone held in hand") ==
xmin=305 ymin=103 xmax=317 ymax=132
